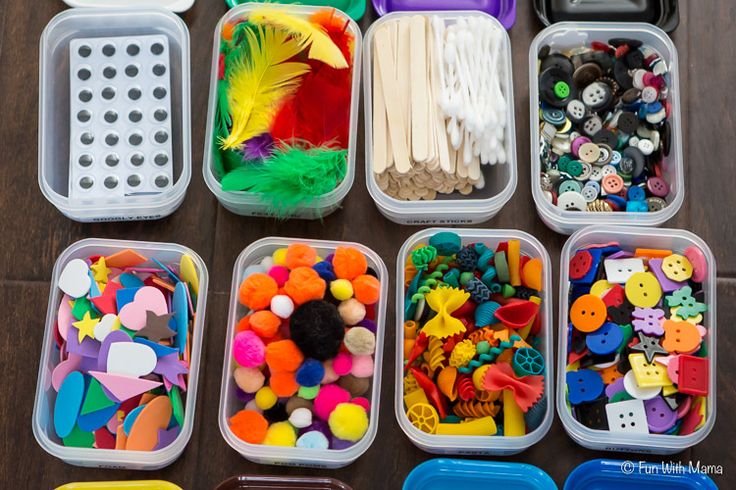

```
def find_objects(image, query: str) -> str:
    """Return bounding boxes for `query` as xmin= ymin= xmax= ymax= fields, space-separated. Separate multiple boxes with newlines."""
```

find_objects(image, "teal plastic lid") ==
xmin=403 ymin=459 xmax=556 ymax=490
xmin=225 ymin=0 xmax=366 ymax=21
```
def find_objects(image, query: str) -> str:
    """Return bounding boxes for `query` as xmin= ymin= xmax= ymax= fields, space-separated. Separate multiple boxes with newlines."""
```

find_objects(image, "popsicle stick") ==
xmin=410 ymin=15 xmax=429 ymax=163
xmin=375 ymin=26 xmax=411 ymax=174
xmin=372 ymin=27 xmax=389 ymax=174
xmin=468 ymin=154 xmax=481 ymax=181
xmin=429 ymin=19 xmax=451 ymax=173
xmin=397 ymin=18 xmax=412 ymax=153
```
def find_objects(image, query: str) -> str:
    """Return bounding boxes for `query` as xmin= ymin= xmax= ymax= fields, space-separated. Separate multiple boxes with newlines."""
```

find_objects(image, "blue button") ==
xmin=566 ymin=369 xmax=605 ymax=405
xmin=627 ymin=185 xmax=646 ymax=201
xmin=585 ymin=322 xmax=624 ymax=355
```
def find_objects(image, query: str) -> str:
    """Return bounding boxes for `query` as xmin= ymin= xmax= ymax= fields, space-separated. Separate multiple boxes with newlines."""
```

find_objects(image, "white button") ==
xmin=606 ymin=399 xmax=650 ymax=434
xmin=582 ymin=185 xmax=598 ymax=202
xmin=604 ymin=258 xmax=645 ymax=284
xmin=632 ymin=69 xmax=648 ymax=90
xmin=583 ymin=115 xmax=602 ymax=136
xmin=582 ymin=82 xmax=609 ymax=108
xmin=641 ymin=86 xmax=659 ymax=104
xmin=623 ymin=370 xmax=661 ymax=400
xmin=596 ymin=146 xmax=611 ymax=165
xmin=567 ymin=99 xmax=586 ymax=122
xmin=646 ymin=108 xmax=667 ymax=124
xmin=601 ymin=165 xmax=616 ymax=177
xmin=557 ymin=191 xmax=587 ymax=211
xmin=638 ymin=139 xmax=655 ymax=156
xmin=589 ymin=166 xmax=604 ymax=182
xmin=629 ymin=136 xmax=640 ymax=147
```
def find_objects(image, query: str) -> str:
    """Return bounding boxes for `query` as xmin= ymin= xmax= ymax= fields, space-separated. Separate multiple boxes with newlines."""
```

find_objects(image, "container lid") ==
xmin=533 ymin=0 xmax=679 ymax=32
xmin=371 ymin=0 xmax=517 ymax=29
xmin=62 ymin=0 xmax=194 ymax=13
xmin=215 ymin=476 xmax=352 ymax=490
xmin=225 ymin=0 xmax=366 ymax=20
xmin=403 ymin=459 xmax=556 ymax=490
xmin=564 ymin=460 xmax=717 ymax=490
xmin=56 ymin=482 xmax=182 ymax=490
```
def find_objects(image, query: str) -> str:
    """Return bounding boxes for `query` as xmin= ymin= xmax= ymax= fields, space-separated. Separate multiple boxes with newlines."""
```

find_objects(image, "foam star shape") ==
xmin=73 ymin=311 xmax=100 ymax=343
xmin=90 ymin=257 xmax=112 ymax=283
xmin=631 ymin=331 xmax=668 ymax=363
xmin=135 ymin=311 xmax=176 ymax=342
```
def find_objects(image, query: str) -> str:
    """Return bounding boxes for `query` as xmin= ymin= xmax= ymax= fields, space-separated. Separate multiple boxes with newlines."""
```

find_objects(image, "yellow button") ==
xmin=625 ymin=272 xmax=662 ymax=308
xmin=669 ymin=307 xmax=702 ymax=325
xmin=629 ymin=353 xmax=672 ymax=387
xmin=662 ymin=254 xmax=693 ymax=282
xmin=590 ymin=279 xmax=614 ymax=297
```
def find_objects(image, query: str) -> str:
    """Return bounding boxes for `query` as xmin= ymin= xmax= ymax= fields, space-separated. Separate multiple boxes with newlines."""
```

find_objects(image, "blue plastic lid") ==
xmin=565 ymin=460 xmax=717 ymax=490
xmin=403 ymin=459 xmax=556 ymax=490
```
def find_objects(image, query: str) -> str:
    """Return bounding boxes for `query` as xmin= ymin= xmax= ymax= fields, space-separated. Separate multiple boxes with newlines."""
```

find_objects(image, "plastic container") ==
xmin=216 ymin=476 xmax=351 ymax=490
xmin=403 ymin=458 xmax=556 ymax=490
xmin=62 ymin=0 xmax=195 ymax=13
xmin=557 ymin=226 xmax=717 ymax=454
xmin=395 ymin=228 xmax=554 ymax=455
xmin=202 ymin=4 xmax=362 ymax=220
xmin=218 ymin=237 xmax=388 ymax=468
xmin=32 ymin=238 xmax=209 ymax=470
xmin=565 ymin=459 xmax=717 ymax=489
xmin=39 ymin=8 xmax=191 ymax=222
xmin=529 ymin=23 xmax=684 ymax=235
xmin=56 ymin=482 xmax=182 ymax=490
xmin=371 ymin=0 xmax=517 ymax=30
xmin=224 ymin=0 xmax=366 ymax=21
xmin=533 ymin=0 xmax=679 ymax=33
xmin=364 ymin=12 xmax=517 ymax=226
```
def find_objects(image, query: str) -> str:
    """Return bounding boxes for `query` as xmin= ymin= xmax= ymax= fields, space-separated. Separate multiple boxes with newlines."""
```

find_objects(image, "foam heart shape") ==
xmin=107 ymin=342 xmax=157 ymax=378
xmin=52 ymin=353 xmax=82 ymax=392
xmin=118 ymin=286 xmax=167 ymax=331
xmin=94 ymin=314 xmax=121 ymax=342
xmin=58 ymin=259 xmax=91 ymax=299
xmin=57 ymin=294 xmax=74 ymax=341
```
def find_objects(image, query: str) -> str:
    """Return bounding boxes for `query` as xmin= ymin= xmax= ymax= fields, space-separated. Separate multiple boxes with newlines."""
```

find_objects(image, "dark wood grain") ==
xmin=1 ymin=1 xmax=734 ymax=489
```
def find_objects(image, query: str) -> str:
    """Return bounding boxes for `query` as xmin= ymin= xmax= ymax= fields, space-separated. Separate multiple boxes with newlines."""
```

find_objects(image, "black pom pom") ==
xmin=263 ymin=402 xmax=288 ymax=423
xmin=289 ymin=300 xmax=345 ymax=361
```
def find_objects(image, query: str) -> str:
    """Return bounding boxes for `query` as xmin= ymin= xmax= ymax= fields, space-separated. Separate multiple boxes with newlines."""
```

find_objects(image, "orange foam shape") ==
xmin=105 ymin=249 xmax=148 ymax=268
xmin=126 ymin=396 xmax=173 ymax=451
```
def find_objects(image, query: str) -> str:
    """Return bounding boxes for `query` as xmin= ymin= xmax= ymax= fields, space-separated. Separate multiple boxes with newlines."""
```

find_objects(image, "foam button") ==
xmin=54 ymin=371 xmax=85 ymax=438
xmin=566 ymin=369 xmax=604 ymax=405
xmin=677 ymin=355 xmax=709 ymax=396
xmin=624 ymin=272 xmax=662 ymax=308
xmin=575 ymin=397 xmax=609 ymax=430
xmin=603 ymin=258 xmax=645 ymax=284
xmin=126 ymin=396 xmax=172 ymax=451
xmin=570 ymin=294 xmax=607 ymax=332
xmin=629 ymin=353 xmax=672 ymax=388
xmin=662 ymin=254 xmax=693 ymax=282
xmin=623 ymin=370 xmax=661 ymax=400
xmin=648 ymin=258 xmax=685 ymax=293
xmin=644 ymin=396 xmax=677 ymax=433
xmin=606 ymin=399 xmax=649 ymax=434
xmin=585 ymin=322 xmax=623 ymax=356
xmin=58 ymin=259 xmax=92 ymax=299
xmin=684 ymin=246 xmax=707 ymax=283
xmin=630 ymin=332 xmax=668 ymax=363
xmin=107 ymin=342 xmax=157 ymax=377
xmin=569 ymin=250 xmax=593 ymax=280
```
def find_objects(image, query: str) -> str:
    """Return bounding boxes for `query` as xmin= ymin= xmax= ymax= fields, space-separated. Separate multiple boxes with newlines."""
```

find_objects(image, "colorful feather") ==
xmin=248 ymin=8 xmax=349 ymax=69
xmin=220 ymin=26 xmax=310 ymax=150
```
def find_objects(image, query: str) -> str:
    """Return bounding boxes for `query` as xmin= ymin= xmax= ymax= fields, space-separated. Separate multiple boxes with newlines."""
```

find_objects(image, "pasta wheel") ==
xmin=453 ymin=400 xmax=501 ymax=419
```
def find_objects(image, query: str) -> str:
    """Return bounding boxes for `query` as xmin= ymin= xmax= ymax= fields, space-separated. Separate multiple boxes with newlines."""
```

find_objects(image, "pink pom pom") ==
xmin=352 ymin=396 xmax=370 ymax=413
xmin=321 ymin=360 xmax=340 ymax=384
xmin=332 ymin=352 xmax=353 ymax=376
xmin=268 ymin=265 xmax=290 ymax=287
xmin=351 ymin=355 xmax=374 ymax=378
xmin=313 ymin=384 xmax=351 ymax=420
xmin=233 ymin=331 xmax=266 ymax=368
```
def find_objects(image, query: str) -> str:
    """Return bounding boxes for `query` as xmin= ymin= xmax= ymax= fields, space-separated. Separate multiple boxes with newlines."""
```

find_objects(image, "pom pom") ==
xmin=330 ymin=279 xmax=354 ymax=301
xmin=357 ymin=318 xmax=377 ymax=333
xmin=263 ymin=402 xmax=289 ymax=423
xmin=313 ymin=261 xmax=337 ymax=282
xmin=296 ymin=430 xmax=329 ymax=449
xmin=263 ymin=421 xmax=296 ymax=447
xmin=244 ymin=399 xmax=260 ymax=412
xmin=260 ymin=256 xmax=274 ymax=269
xmin=290 ymin=300 xmax=345 ymax=360
xmin=286 ymin=396 xmax=313 ymax=415
xmin=343 ymin=326 xmax=375 ymax=355
xmin=268 ymin=265 xmax=290 ymax=287
xmin=328 ymin=402 xmax=369 ymax=442
xmin=272 ymin=248 xmax=288 ymax=266
xmin=233 ymin=331 xmax=266 ymax=368
xmin=352 ymin=274 xmax=381 ymax=305
xmin=229 ymin=409 xmax=268 ymax=444
xmin=285 ymin=243 xmax=318 ymax=269
xmin=296 ymin=359 xmax=325 ymax=387
xmin=332 ymin=247 xmax=367 ymax=280
xmin=239 ymin=273 xmax=278 ymax=310
xmin=243 ymin=264 xmax=266 ymax=278
xmin=284 ymin=267 xmax=327 ymax=305
xmin=270 ymin=294 xmax=295 ymax=319
xmin=289 ymin=407 xmax=313 ymax=429
xmin=249 ymin=310 xmax=281 ymax=338
xmin=338 ymin=299 xmax=366 ymax=325
xmin=236 ymin=314 xmax=251 ymax=332
xmin=236 ymin=386 xmax=255 ymax=404
xmin=255 ymin=386 xmax=277 ymax=410
xmin=331 ymin=436 xmax=354 ymax=450
xmin=352 ymin=397 xmax=371 ymax=412
xmin=265 ymin=339 xmax=305 ymax=373
xmin=332 ymin=352 xmax=353 ymax=376
xmin=270 ymin=371 xmax=299 ymax=397
xmin=351 ymin=355 xmax=374 ymax=378
xmin=313 ymin=384 xmax=351 ymax=420
xmin=234 ymin=366 xmax=265 ymax=393
xmin=322 ymin=360 xmax=340 ymax=384
xmin=298 ymin=385 xmax=320 ymax=400
xmin=338 ymin=374 xmax=370 ymax=397
xmin=300 ymin=419 xmax=331 ymax=439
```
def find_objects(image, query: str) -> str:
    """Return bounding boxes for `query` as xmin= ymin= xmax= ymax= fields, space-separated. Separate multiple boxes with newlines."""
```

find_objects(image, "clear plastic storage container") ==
xmin=529 ymin=23 xmax=684 ymax=235
xmin=363 ymin=12 xmax=517 ymax=226
xmin=395 ymin=228 xmax=554 ymax=455
xmin=38 ymin=8 xmax=191 ymax=222
xmin=32 ymin=238 xmax=209 ymax=469
xmin=202 ymin=4 xmax=362 ymax=220
xmin=216 ymin=475 xmax=352 ymax=490
xmin=557 ymin=226 xmax=716 ymax=454
xmin=218 ymin=237 xmax=388 ymax=468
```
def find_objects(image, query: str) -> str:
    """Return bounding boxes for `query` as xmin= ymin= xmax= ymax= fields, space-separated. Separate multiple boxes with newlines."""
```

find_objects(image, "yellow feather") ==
xmin=249 ymin=8 xmax=349 ymax=69
xmin=220 ymin=26 xmax=310 ymax=150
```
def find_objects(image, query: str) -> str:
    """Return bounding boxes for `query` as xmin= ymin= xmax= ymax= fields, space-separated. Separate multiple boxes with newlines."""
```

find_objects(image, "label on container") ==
xmin=605 ymin=446 xmax=653 ymax=454
xmin=90 ymin=214 xmax=163 ymax=222
xmin=405 ymin=218 xmax=475 ymax=225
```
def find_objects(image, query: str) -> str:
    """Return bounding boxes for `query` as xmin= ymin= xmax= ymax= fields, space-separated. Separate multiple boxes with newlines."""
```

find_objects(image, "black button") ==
xmin=593 ymin=129 xmax=618 ymax=149
xmin=538 ymin=44 xmax=551 ymax=60
xmin=540 ymin=67 xmax=576 ymax=108
xmin=625 ymin=49 xmax=645 ymax=69
xmin=622 ymin=88 xmax=641 ymax=104
xmin=575 ymin=397 xmax=610 ymax=430
xmin=609 ymin=38 xmax=644 ymax=49
xmin=613 ymin=59 xmax=634 ymax=90
xmin=607 ymin=301 xmax=635 ymax=325
xmin=617 ymin=112 xmax=640 ymax=134
xmin=540 ymin=53 xmax=575 ymax=77
xmin=624 ymin=146 xmax=646 ymax=177
xmin=573 ymin=62 xmax=603 ymax=88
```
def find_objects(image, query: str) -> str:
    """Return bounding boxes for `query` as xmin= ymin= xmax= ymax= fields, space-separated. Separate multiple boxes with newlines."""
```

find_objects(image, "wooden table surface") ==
xmin=1 ymin=1 xmax=734 ymax=488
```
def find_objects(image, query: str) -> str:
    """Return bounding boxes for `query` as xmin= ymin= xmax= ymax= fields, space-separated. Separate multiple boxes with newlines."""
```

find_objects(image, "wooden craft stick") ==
xmin=410 ymin=15 xmax=429 ymax=163
xmin=430 ymin=19 xmax=451 ymax=173
xmin=372 ymin=26 xmax=389 ymax=174
xmin=397 ymin=18 xmax=412 ymax=154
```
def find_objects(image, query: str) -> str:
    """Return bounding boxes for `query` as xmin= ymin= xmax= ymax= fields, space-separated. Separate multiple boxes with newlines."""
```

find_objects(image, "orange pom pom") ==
xmin=236 ymin=314 xmax=251 ymax=332
xmin=352 ymin=274 xmax=381 ymax=305
xmin=229 ymin=409 xmax=268 ymax=444
xmin=332 ymin=247 xmax=367 ymax=280
xmin=283 ymin=267 xmax=326 ymax=305
xmin=285 ymin=243 xmax=317 ymax=270
xmin=239 ymin=273 xmax=278 ymax=310
xmin=265 ymin=340 xmax=305 ymax=373
xmin=270 ymin=371 xmax=298 ymax=397
xmin=250 ymin=310 xmax=281 ymax=338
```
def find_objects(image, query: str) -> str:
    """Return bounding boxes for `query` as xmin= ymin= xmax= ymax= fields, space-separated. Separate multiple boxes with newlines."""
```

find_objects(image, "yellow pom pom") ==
xmin=330 ymin=279 xmax=354 ymax=301
xmin=263 ymin=421 xmax=296 ymax=446
xmin=449 ymin=340 xmax=476 ymax=368
xmin=272 ymin=248 xmax=288 ymax=266
xmin=255 ymin=386 xmax=277 ymax=410
xmin=328 ymin=402 xmax=369 ymax=442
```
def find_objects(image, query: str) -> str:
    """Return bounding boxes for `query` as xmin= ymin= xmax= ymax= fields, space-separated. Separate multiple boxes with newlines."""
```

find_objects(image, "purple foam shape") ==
xmin=154 ymin=427 xmax=180 ymax=450
xmin=372 ymin=0 xmax=517 ymax=29
xmin=66 ymin=329 xmax=101 ymax=358
xmin=605 ymin=376 xmax=626 ymax=399
xmin=632 ymin=307 xmax=665 ymax=336
xmin=649 ymin=258 xmax=686 ymax=293
xmin=607 ymin=250 xmax=634 ymax=260
xmin=78 ymin=355 xmax=98 ymax=372
xmin=645 ymin=396 xmax=677 ymax=433
xmin=153 ymin=353 xmax=189 ymax=385
xmin=97 ymin=330 xmax=132 ymax=372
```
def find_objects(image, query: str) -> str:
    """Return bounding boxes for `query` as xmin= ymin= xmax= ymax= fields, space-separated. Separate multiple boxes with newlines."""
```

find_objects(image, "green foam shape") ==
xmin=81 ymin=378 xmax=116 ymax=415
xmin=62 ymin=425 xmax=95 ymax=448
xmin=71 ymin=297 xmax=98 ymax=321
xmin=169 ymin=386 xmax=185 ymax=428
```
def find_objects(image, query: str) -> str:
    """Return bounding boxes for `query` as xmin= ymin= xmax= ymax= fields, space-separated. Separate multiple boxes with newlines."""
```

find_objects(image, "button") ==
xmin=646 ymin=197 xmax=666 ymax=212
xmin=589 ymin=166 xmax=604 ymax=182
xmin=559 ymin=180 xmax=583 ymax=194
xmin=571 ymin=136 xmax=592 ymax=157
xmin=624 ymin=271 xmax=662 ymax=308
xmin=582 ymin=82 xmax=612 ymax=110
xmin=661 ymin=254 xmax=693 ymax=282
xmin=601 ymin=165 xmax=616 ymax=177
xmin=574 ymin=162 xmax=593 ymax=181
xmin=644 ymin=396 xmax=677 ymax=433
xmin=606 ymin=399 xmax=649 ymax=433
xmin=677 ymin=355 xmax=709 ymax=396
xmin=576 ymin=397 xmax=609 ymax=430
xmin=573 ymin=62 xmax=603 ymax=88
xmin=646 ymin=177 xmax=669 ymax=197
xmin=617 ymin=112 xmax=640 ymax=134
xmin=613 ymin=59 xmax=634 ymax=90
xmin=582 ymin=116 xmax=603 ymax=137
xmin=622 ymin=87 xmax=641 ymax=104
xmin=627 ymin=185 xmax=646 ymax=202
xmin=586 ymin=322 xmax=624 ymax=356
xmin=604 ymin=258 xmax=645 ymax=284
xmin=630 ymin=331 xmax=669 ymax=363
xmin=570 ymin=294 xmax=607 ymax=332
xmin=554 ymin=81 xmax=570 ymax=99
xmin=540 ymin=53 xmax=575 ymax=76
xmin=610 ymin=151 xmax=622 ymax=166
xmin=661 ymin=319 xmax=701 ymax=354
xmin=683 ymin=246 xmax=708 ymax=283
xmin=569 ymin=250 xmax=593 ymax=280
xmin=628 ymin=353 xmax=671 ymax=389
xmin=623 ymin=147 xmax=646 ymax=177
xmin=638 ymin=138 xmax=655 ymax=155
xmin=594 ymin=144 xmax=613 ymax=165
xmin=623 ymin=370 xmax=661 ymax=400
xmin=641 ymin=86 xmax=659 ymax=104
xmin=542 ymin=108 xmax=566 ymax=125
xmin=593 ymin=130 xmax=617 ymax=150
xmin=579 ymin=143 xmax=601 ymax=164
xmin=582 ymin=184 xmax=599 ymax=202
xmin=632 ymin=69 xmax=647 ymax=90
xmin=567 ymin=99 xmax=587 ymax=122
xmin=632 ymin=307 xmax=665 ymax=335
xmin=601 ymin=174 xmax=624 ymax=194
xmin=566 ymin=370 xmax=604 ymax=405
xmin=557 ymin=191 xmax=587 ymax=211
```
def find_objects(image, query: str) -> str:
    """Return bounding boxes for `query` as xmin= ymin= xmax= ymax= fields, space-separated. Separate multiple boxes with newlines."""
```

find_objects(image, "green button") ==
xmin=567 ymin=160 xmax=584 ymax=177
xmin=554 ymin=81 xmax=570 ymax=99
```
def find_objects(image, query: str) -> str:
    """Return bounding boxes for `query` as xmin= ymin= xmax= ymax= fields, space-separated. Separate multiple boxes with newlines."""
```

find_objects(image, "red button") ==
xmin=677 ymin=355 xmax=709 ymax=396
xmin=602 ymin=284 xmax=625 ymax=309
xmin=570 ymin=250 xmax=593 ymax=280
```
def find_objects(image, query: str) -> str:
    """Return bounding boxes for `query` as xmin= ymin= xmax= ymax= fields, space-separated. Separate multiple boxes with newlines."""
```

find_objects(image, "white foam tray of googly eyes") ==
xmin=69 ymin=35 xmax=173 ymax=200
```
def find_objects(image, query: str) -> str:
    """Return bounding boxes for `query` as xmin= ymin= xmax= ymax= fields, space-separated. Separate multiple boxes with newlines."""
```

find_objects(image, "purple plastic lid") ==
xmin=371 ymin=0 xmax=517 ymax=29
